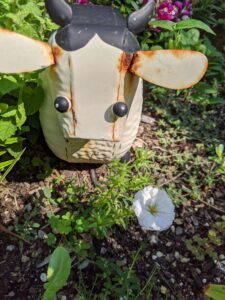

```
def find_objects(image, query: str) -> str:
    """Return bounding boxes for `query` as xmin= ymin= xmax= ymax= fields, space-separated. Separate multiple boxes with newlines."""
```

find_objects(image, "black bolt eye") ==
xmin=54 ymin=96 xmax=70 ymax=113
xmin=113 ymin=102 xmax=128 ymax=117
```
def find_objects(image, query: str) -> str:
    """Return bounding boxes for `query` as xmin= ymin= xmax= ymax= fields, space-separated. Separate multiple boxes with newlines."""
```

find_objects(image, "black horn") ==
xmin=128 ymin=0 xmax=155 ymax=34
xmin=45 ymin=0 xmax=73 ymax=27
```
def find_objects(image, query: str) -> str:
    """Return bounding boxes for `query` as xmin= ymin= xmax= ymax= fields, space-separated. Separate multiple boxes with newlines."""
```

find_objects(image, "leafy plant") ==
xmin=204 ymin=284 xmax=225 ymax=300
xmin=45 ymin=149 xmax=153 ymax=240
xmin=185 ymin=216 xmax=225 ymax=261
xmin=42 ymin=246 xmax=71 ymax=300
xmin=0 ymin=0 xmax=55 ymax=179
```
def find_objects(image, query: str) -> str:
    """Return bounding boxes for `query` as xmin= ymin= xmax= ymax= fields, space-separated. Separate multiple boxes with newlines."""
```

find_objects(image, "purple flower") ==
xmin=174 ymin=0 xmax=192 ymax=20
xmin=156 ymin=0 xmax=178 ymax=21
xmin=156 ymin=0 xmax=192 ymax=22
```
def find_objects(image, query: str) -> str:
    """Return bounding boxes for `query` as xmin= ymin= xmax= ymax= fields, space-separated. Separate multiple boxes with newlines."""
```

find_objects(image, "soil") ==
xmin=0 ymin=101 xmax=225 ymax=300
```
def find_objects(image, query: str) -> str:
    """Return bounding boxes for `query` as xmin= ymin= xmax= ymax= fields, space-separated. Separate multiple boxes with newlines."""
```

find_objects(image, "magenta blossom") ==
xmin=76 ymin=0 xmax=89 ymax=4
xmin=156 ymin=0 xmax=178 ymax=21
xmin=156 ymin=0 xmax=192 ymax=21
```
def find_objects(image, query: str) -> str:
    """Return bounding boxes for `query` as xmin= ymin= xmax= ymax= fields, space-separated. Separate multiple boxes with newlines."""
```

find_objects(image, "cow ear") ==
xmin=0 ymin=29 xmax=54 ymax=74
xmin=130 ymin=50 xmax=208 ymax=90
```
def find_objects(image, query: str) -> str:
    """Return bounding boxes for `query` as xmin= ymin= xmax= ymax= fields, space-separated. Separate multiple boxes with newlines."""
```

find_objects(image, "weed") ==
xmin=185 ymin=216 xmax=225 ymax=261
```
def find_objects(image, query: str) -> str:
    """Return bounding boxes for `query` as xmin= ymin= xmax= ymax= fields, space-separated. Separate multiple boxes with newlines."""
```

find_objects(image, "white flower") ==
xmin=132 ymin=186 xmax=175 ymax=231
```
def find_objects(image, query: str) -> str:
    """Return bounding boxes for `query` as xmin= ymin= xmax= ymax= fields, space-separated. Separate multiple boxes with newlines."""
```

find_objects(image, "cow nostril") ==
xmin=113 ymin=102 xmax=128 ymax=117
xmin=54 ymin=96 xmax=70 ymax=113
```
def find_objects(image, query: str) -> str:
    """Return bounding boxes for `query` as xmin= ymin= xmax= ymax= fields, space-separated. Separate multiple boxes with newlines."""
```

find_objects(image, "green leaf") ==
xmin=16 ymin=101 xmax=26 ymax=128
xmin=1 ymin=107 xmax=17 ymax=118
xmin=149 ymin=20 xmax=176 ymax=31
xmin=0 ymin=120 xmax=17 ymax=141
xmin=0 ymin=148 xmax=25 ymax=182
xmin=43 ymin=187 xmax=52 ymax=199
xmin=42 ymin=246 xmax=71 ymax=300
xmin=0 ymin=151 xmax=7 ymax=157
xmin=0 ymin=159 xmax=14 ymax=170
xmin=215 ymin=144 xmax=224 ymax=159
xmin=23 ymin=86 xmax=44 ymax=116
xmin=175 ymin=19 xmax=215 ymax=35
xmin=4 ymin=136 xmax=25 ymax=145
xmin=0 ymin=76 xmax=19 ymax=95
xmin=7 ymin=142 xmax=23 ymax=158
xmin=204 ymin=284 xmax=225 ymax=300
xmin=0 ymin=104 xmax=9 ymax=114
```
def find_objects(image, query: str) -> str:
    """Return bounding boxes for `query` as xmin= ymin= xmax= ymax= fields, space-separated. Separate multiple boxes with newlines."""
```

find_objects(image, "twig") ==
xmin=0 ymin=224 xmax=31 ymax=245
xmin=159 ymin=271 xmax=177 ymax=296
xmin=193 ymin=199 xmax=225 ymax=214
xmin=158 ymin=167 xmax=191 ymax=188
xmin=90 ymin=169 xmax=98 ymax=187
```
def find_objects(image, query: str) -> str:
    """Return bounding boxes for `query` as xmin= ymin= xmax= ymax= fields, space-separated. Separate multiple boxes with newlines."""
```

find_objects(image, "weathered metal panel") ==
xmin=0 ymin=28 xmax=54 ymax=73
xmin=130 ymin=50 xmax=208 ymax=90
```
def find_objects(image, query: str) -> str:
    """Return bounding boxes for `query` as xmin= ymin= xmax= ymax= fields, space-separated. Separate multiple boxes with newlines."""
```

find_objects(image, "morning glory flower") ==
xmin=133 ymin=186 xmax=175 ymax=231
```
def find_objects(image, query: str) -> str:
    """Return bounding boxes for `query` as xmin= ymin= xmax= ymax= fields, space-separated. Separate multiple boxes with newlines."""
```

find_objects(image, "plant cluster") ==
xmin=43 ymin=149 xmax=153 ymax=242
xmin=185 ymin=216 xmax=225 ymax=261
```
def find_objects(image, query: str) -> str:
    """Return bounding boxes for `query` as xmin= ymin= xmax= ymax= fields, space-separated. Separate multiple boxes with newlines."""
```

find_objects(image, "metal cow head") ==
xmin=0 ymin=0 xmax=208 ymax=163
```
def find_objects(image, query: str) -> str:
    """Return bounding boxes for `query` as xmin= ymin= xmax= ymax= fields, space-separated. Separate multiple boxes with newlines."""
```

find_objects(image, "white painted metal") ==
xmin=40 ymin=34 xmax=143 ymax=162
xmin=130 ymin=50 xmax=208 ymax=90
xmin=0 ymin=29 xmax=54 ymax=73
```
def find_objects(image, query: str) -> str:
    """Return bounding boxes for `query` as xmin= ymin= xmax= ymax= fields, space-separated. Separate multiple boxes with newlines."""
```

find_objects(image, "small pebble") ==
xmin=202 ymin=278 xmax=207 ymax=284
xmin=40 ymin=273 xmax=47 ymax=283
xmin=160 ymin=286 xmax=167 ymax=294
xmin=171 ymin=225 xmax=175 ymax=233
xmin=166 ymin=242 xmax=172 ymax=247
xmin=6 ymin=245 xmax=15 ymax=252
xmin=174 ymin=218 xmax=183 ymax=225
xmin=156 ymin=251 xmax=164 ymax=258
xmin=219 ymin=254 xmax=225 ymax=260
xmin=100 ymin=247 xmax=107 ymax=255
xmin=21 ymin=255 xmax=30 ymax=263
xmin=152 ymin=255 xmax=157 ymax=261
xmin=60 ymin=296 xmax=67 ymax=300
xmin=8 ymin=291 xmax=15 ymax=297
xmin=170 ymin=278 xmax=175 ymax=284
xmin=174 ymin=251 xmax=180 ymax=259
xmin=180 ymin=257 xmax=190 ymax=263
xmin=175 ymin=226 xmax=183 ymax=236
xmin=150 ymin=234 xmax=158 ymax=245
xmin=38 ymin=230 xmax=46 ymax=239
xmin=145 ymin=251 xmax=151 ymax=257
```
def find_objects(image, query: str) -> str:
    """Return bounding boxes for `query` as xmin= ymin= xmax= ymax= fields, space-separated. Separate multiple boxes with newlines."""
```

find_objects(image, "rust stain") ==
xmin=112 ymin=116 xmax=117 ymax=142
xmin=129 ymin=53 xmax=141 ymax=74
xmin=49 ymin=65 xmax=57 ymax=79
xmin=68 ymin=55 xmax=77 ymax=136
xmin=141 ymin=51 xmax=156 ymax=59
xmin=52 ymin=46 xmax=62 ymax=64
xmin=117 ymin=52 xmax=133 ymax=73
xmin=112 ymin=52 xmax=133 ymax=142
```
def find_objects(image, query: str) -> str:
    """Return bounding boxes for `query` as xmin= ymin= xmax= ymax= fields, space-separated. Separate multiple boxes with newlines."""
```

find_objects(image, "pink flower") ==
xmin=156 ymin=0 xmax=192 ymax=21
xmin=76 ymin=0 xmax=89 ymax=4
xmin=157 ymin=0 xmax=178 ymax=21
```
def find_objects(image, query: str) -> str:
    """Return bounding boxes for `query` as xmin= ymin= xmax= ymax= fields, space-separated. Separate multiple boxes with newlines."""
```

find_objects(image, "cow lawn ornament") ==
xmin=0 ymin=0 xmax=208 ymax=163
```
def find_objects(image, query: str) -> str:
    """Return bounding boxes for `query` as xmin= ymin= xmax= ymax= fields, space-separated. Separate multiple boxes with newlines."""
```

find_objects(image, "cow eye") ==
xmin=54 ymin=96 xmax=70 ymax=113
xmin=113 ymin=102 xmax=128 ymax=117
